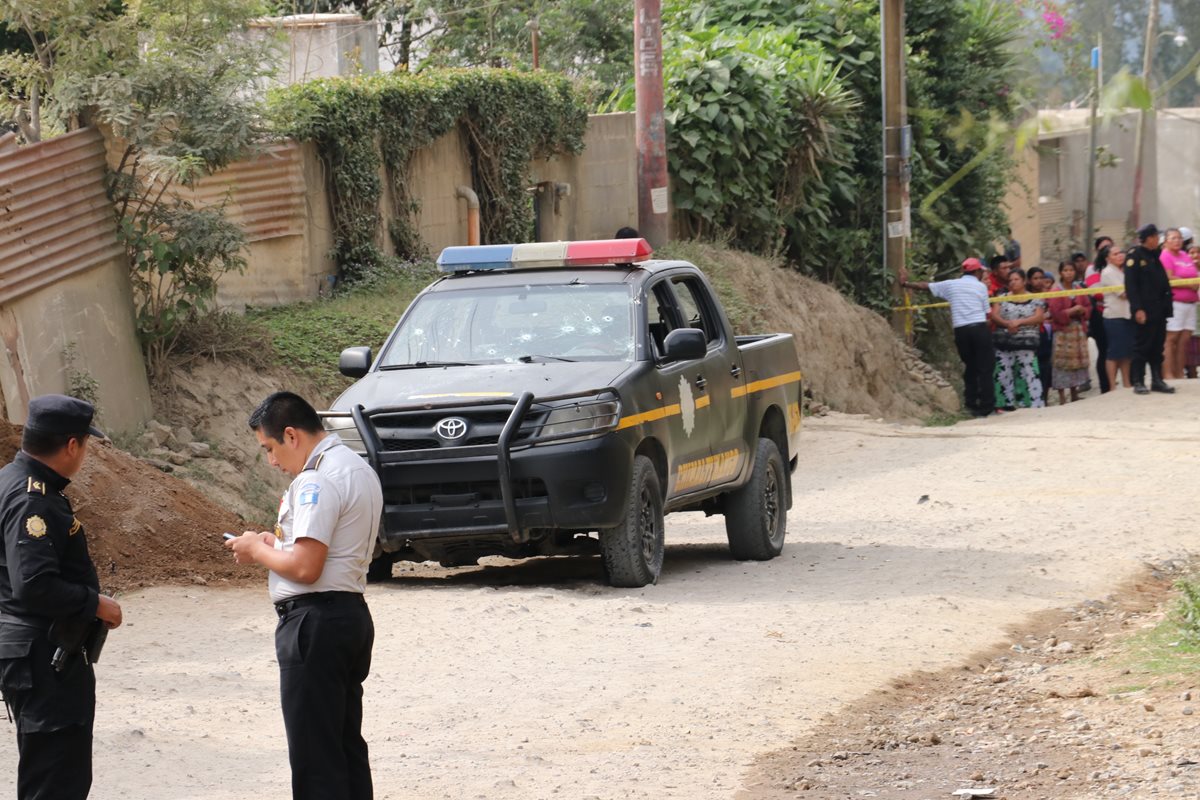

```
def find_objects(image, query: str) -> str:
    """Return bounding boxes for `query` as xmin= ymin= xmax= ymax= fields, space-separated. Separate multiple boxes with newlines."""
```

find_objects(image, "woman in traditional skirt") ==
xmin=989 ymin=268 xmax=1047 ymax=409
xmin=1048 ymin=260 xmax=1092 ymax=404
xmin=1098 ymin=244 xmax=1134 ymax=388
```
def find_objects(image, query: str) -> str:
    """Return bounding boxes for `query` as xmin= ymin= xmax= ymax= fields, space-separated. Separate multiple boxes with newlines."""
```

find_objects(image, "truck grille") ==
xmin=385 ymin=478 xmax=548 ymax=506
xmin=372 ymin=405 xmax=547 ymax=451
xmin=382 ymin=438 xmax=440 ymax=452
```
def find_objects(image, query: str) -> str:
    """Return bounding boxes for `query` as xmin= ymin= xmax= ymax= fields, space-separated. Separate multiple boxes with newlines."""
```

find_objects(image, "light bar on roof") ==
xmin=437 ymin=239 xmax=653 ymax=273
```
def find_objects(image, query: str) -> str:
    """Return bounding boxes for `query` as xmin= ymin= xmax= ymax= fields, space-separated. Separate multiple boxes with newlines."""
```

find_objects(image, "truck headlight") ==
xmin=323 ymin=415 xmax=367 ymax=454
xmin=536 ymin=398 xmax=620 ymax=444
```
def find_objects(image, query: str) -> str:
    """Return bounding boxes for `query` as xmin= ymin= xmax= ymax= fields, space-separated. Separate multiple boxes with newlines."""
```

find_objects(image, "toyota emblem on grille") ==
xmin=435 ymin=417 xmax=468 ymax=440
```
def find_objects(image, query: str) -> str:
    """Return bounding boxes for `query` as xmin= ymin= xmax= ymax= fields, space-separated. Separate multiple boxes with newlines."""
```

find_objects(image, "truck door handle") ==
xmin=730 ymin=364 xmax=742 ymax=379
xmin=695 ymin=375 xmax=707 ymax=391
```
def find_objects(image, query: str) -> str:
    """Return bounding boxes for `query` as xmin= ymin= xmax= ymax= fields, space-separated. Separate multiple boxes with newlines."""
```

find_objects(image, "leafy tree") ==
xmin=643 ymin=0 xmax=1023 ymax=308
xmin=1023 ymin=0 xmax=1200 ymax=108
xmin=0 ymin=0 xmax=279 ymax=379
xmin=266 ymin=0 xmax=632 ymax=95
xmin=0 ymin=0 xmax=126 ymax=141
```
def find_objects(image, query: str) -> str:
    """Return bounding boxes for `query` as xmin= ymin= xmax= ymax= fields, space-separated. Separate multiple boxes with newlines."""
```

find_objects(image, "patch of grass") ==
xmin=923 ymin=410 xmax=971 ymax=427
xmin=183 ymin=462 xmax=216 ymax=483
xmin=110 ymin=426 xmax=148 ymax=457
xmin=173 ymin=310 xmax=275 ymax=369
xmin=248 ymin=260 xmax=438 ymax=397
xmin=1107 ymin=594 xmax=1200 ymax=691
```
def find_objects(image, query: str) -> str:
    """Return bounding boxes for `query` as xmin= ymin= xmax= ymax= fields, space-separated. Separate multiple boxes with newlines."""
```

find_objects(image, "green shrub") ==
xmin=268 ymin=69 xmax=588 ymax=280
xmin=248 ymin=260 xmax=438 ymax=396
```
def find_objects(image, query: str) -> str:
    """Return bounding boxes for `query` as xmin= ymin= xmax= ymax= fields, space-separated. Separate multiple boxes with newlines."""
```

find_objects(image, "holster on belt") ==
xmin=48 ymin=616 xmax=106 ymax=672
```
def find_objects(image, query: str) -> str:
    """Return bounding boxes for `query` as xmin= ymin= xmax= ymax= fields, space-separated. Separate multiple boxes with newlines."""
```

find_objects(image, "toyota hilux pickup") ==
xmin=324 ymin=238 xmax=803 ymax=587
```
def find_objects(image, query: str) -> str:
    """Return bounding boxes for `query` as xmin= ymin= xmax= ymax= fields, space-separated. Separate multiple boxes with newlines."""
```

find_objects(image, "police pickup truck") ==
xmin=324 ymin=238 xmax=803 ymax=587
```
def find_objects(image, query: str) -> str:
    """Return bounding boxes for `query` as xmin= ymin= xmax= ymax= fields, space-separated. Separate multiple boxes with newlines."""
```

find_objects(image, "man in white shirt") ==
xmin=900 ymin=258 xmax=995 ymax=417
xmin=227 ymin=392 xmax=383 ymax=800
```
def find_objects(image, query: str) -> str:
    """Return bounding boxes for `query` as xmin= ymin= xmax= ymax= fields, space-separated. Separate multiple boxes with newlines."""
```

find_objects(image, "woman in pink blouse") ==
xmin=1161 ymin=228 xmax=1198 ymax=379
xmin=1047 ymin=261 xmax=1092 ymax=404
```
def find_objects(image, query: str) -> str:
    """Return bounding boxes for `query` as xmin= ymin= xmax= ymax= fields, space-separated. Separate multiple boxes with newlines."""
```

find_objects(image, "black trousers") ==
xmin=16 ymin=726 xmax=92 ymax=800
xmin=953 ymin=322 xmax=995 ymax=415
xmin=0 ymin=630 xmax=95 ymax=800
xmin=1090 ymin=315 xmax=1109 ymax=392
xmin=276 ymin=592 xmax=374 ymax=800
xmin=1131 ymin=316 xmax=1168 ymax=386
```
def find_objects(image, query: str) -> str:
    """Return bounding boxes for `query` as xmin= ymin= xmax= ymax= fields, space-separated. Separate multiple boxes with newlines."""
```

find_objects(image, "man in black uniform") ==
xmin=0 ymin=395 xmax=123 ymax=800
xmin=1125 ymin=223 xmax=1176 ymax=395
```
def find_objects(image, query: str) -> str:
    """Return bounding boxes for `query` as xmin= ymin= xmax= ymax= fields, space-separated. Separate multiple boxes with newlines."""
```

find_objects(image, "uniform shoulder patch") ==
xmin=25 ymin=515 xmax=47 ymax=538
xmin=69 ymin=517 xmax=82 ymax=536
xmin=1126 ymin=258 xmax=1135 ymax=267
xmin=25 ymin=477 xmax=45 ymax=495
xmin=298 ymin=482 xmax=320 ymax=506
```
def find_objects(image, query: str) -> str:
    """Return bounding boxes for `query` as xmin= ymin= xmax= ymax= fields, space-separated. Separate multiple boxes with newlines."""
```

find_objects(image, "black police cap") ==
xmin=1137 ymin=223 xmax=1160 ymax=241
xmin=25 ymin=395 xmax=105 ymax=439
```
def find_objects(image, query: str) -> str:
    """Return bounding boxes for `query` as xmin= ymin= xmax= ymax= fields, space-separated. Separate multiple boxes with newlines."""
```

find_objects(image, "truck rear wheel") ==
xmin=367 ymin=551 xmax=395 ymax=582
xmin=600 ymin=455 xmax=664 ymax=587
xmin=725 ymin=438 xmax=787 ymax=560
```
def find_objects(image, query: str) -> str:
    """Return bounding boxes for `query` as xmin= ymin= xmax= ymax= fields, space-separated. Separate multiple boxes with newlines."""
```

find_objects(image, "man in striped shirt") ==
xmin=900 ymin=258 xmax=995 ymax=417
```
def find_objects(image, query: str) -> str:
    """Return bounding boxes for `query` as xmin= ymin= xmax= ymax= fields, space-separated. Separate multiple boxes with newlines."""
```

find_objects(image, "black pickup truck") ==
xmin=324 ymin=239 xmax=803 ymax=587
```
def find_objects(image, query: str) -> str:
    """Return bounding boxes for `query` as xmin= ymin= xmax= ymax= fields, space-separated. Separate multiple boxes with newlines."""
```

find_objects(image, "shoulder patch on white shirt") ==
xmin=298 ymin=482 xmax=321 ymax=506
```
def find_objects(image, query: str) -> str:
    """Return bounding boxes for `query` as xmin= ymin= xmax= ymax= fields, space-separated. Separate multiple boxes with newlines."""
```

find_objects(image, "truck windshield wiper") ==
xmin=518 ymin=354 xmax=577 ymax=363
xmin=379 ymin=361 xmax=477 ymax=370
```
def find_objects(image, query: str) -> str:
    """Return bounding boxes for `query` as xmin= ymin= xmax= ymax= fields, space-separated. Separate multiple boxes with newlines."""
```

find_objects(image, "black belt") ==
xmin=273 ymin=591 xmax=365 ymax=617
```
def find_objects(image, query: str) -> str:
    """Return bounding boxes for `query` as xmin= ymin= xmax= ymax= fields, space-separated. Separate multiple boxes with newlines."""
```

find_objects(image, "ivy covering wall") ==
xmin=268 ymin=69 xmax=589 ymax=280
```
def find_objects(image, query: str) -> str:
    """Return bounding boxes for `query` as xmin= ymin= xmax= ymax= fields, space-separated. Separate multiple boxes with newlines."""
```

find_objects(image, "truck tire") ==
xmin=724 ymin=438 xmax=787 ymax=561
xmin=600 ymin=455 xmax=665 ymax=587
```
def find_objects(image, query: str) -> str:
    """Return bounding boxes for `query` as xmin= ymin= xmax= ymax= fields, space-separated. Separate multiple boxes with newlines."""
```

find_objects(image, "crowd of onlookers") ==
xmin=900 ymin=225 xmax=1200 ymax=417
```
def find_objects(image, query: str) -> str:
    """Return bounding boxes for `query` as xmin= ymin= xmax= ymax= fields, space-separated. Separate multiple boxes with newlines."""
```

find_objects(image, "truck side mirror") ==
xmin=339 ymin=346 xmax=373 ymax=378
xmin=662 ymin=328 xmax=707 ymax=362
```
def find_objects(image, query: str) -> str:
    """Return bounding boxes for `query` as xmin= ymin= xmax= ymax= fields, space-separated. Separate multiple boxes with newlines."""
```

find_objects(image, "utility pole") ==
xmin=527 ymin=18 xmax=540 ymax=69
xmin=881 ymin=0 xmax=910 ymax=336
xmin=1130 ymin=0 xmax=1159 ymax=232
xmin=633 ymin=0 xmax=669 ymax=247
xmin=1084 ymin=35 xmax=1100 ymax=249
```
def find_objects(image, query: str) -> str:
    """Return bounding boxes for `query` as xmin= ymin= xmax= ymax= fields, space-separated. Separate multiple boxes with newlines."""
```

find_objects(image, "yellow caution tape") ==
xmin=894 ymin=277 xmax=1200 ymax=313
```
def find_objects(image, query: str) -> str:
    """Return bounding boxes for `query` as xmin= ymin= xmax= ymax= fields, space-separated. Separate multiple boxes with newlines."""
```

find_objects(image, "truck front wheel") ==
xmin=724 ymin=438 xmax=787 ymax=560
xmin=600 ymin=455 xmax=665 ymax=587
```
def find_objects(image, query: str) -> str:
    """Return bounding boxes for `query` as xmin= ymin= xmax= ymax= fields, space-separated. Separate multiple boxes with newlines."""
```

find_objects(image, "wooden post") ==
xmin=634 ymin=0 xmax=669 ymax=247
xmin=881 ymin=0 xmax=910 ymax=337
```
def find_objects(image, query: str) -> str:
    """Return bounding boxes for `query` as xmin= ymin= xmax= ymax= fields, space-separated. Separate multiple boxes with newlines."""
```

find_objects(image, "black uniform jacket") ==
xmin=0 ymin=452 xmax=100 ymax=731
xmin=1124 ymin=245 xmax=1174 ymax=319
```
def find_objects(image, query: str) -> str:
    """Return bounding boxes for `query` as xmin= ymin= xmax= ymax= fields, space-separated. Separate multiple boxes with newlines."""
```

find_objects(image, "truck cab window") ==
xmin=647 ymin=282 xmax=681 ymax=360
xmin=670 ymin=277 xmax=720 ymax=343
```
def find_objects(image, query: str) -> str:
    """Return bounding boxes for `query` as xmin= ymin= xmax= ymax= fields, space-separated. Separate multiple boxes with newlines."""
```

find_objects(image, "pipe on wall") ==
xmin=455 ymin=185 xmax=480 ymax=246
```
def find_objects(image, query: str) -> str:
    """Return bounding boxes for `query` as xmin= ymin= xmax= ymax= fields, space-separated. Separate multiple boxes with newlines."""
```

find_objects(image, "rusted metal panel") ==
xmin=0 ymin=128 xmax=123 ymax=307
xmin=181 ymin=142 xmax=306 ymax=242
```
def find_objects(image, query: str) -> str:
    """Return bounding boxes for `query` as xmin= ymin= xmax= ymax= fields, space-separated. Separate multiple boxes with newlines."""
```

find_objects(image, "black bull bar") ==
xmin=321 ymin=388 xmax=619 ymax=543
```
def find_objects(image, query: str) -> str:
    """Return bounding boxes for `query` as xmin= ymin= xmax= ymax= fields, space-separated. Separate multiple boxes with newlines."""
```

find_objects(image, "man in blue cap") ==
xmin=1125 ymin=223 xmax=1176 ymax=394
xmin=0 ymin=395 xmax=123 ymax=799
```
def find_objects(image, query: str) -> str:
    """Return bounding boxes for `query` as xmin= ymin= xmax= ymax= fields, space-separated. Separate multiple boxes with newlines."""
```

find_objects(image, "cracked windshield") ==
xmin=379 ymin=283 xmax=635 ymax=365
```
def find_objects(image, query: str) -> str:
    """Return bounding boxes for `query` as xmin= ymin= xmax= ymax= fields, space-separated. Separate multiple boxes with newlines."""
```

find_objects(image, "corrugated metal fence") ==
xmin=0 ymin=128 xmax=123 ymax=305
xmin=177 ymin=141 xmax=308 ymax=242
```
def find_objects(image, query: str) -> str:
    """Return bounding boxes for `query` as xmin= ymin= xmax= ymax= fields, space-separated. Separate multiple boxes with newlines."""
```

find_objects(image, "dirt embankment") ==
xmin=675 ymin=243 xmax=959 ymax=421
xmin=0 ymin=421 xmax=250 ymax=591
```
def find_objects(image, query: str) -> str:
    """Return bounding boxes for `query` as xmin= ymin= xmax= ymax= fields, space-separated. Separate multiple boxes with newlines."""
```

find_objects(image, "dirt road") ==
xmin=5 ymin=385 xmax=1198 ymax=799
